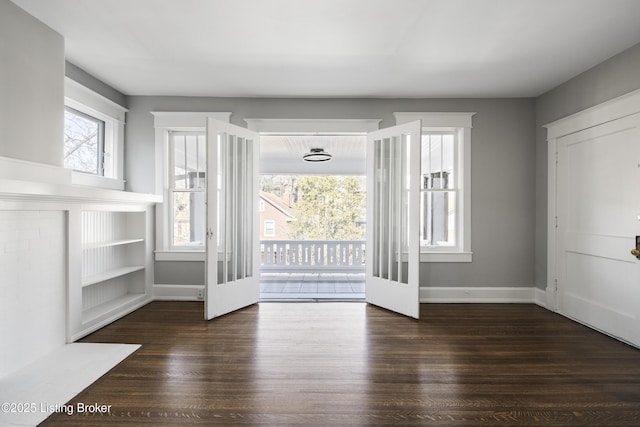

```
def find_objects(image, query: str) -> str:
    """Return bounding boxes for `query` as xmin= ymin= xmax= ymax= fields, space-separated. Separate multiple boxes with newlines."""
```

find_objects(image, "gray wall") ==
xmin=0 ymin=0 xmax=64 ymax=166
xmin=125 ymin=97 xmax=536 ymax=288
xmin=534 ymin=42 xmax=640 ymax=289
xmin=65 ymin=61 xmax=128 ymax=108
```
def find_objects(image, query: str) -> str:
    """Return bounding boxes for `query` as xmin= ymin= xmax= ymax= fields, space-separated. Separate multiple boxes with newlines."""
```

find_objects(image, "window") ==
xmin=64 ymin=77 xmax=127 ymax=190
xmin=64 ymin=107 xmax=105 ymax=175
xmin=264 ymin=220 xmax=276 ymax=237
xmin=152 ymin=111 xmax=231 ymax=261
xmin=394 ymin=112 xmax=474 ymax=262
xmin=170 ymin=132 xmax=206 ymax=248
xmin=421 ymin=132 xmax=456 ymax=248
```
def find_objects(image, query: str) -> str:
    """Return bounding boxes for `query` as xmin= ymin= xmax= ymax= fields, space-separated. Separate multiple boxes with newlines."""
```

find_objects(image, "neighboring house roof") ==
xmin=260 ymin=192 xmax=295 ymax=219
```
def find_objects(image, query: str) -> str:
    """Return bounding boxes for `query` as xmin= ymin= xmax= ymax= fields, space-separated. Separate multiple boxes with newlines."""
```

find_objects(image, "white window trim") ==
xmin=244 ymin=118 xmax=381 ymax=133
xmin=263 ymin=220 xmax=276 ymax=238
xmin=394 ymin=112 xmax=474 ymax=263
xmin=64 ymin=77 xmax=127 ymax=190
xmin=152 ymin=111 xmax=231 ymax=261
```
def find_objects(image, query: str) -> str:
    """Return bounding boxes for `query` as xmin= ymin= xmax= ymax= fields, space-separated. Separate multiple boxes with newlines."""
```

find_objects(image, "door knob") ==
xmin=631 ymin=249 xmax=640 ymax=258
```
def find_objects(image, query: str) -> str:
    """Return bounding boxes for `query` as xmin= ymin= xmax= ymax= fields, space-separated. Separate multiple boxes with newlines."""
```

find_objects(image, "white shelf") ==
xmin=69 ymin=207 xmax=153 ymax=342
xmin=81 ymin=293 xmax=146 ymax=324
xmin=82 ymin=265 xmax=145 ymax=287
xmin=82 ymin=238 xmax=144 ymax=250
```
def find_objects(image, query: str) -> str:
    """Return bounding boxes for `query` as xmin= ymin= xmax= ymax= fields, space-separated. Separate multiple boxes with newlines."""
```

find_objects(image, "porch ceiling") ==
xmin=260 ymin=134 xmax=366 ymax=175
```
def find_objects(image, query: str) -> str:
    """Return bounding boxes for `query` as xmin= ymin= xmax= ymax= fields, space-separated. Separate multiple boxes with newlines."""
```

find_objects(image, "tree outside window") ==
xmin=64 ymin=107 xmax=105 ymax=175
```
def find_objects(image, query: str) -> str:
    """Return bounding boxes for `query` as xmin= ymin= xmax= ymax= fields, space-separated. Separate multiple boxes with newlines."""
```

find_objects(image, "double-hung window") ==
xmin=394 ymin=112 xmax=474 ymax=262
xmin=152 ymin=111 xmax=231 ymax=261
xmin=169 ymin=132 xmax=206 ymax=249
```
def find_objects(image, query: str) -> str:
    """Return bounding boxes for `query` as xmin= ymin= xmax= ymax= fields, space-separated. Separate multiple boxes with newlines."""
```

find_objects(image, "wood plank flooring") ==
xmin=41 ymin=302 xmax=640 ymax=426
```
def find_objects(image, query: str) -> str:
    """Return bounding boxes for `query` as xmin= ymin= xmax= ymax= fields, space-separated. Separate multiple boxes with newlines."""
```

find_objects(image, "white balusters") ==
xmin=260 ymin=240 xmax=365 ymax=272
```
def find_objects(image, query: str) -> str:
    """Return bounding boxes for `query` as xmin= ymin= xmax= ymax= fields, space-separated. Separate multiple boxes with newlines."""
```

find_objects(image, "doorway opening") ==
xmin=258 ymin=134 xmax=366 ymax=300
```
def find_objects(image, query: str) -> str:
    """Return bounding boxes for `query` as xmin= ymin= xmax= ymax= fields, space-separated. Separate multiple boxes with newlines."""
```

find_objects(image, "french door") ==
xmin=205 ymin=118 xmax=260 ymax=320
xmin=366 ymin=121 xmax=421 ymax=319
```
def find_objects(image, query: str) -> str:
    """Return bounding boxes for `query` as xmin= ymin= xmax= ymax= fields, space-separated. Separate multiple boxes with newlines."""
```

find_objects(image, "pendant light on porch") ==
xmin=303 ymin=148 xmax=332 ymax=162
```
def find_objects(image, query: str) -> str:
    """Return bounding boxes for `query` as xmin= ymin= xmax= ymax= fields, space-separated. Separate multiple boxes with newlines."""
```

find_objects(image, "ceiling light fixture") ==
xmin=303 ymin=148 xmax=332 ymax=162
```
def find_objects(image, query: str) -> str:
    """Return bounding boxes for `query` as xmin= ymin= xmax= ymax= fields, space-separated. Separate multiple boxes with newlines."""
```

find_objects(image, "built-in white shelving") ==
xmin=82 ymin=266 xmax=146 ymax=287
xmin=81 ymin=293 xmax=148 ymax=324
xmin=68 ymin=206 xmax=154 ymax=341
xmin=82 ymin=238 xmax=145 ymax=250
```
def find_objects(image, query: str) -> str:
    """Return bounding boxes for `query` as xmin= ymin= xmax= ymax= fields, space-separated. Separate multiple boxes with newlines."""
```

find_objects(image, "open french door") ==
xmin=366 ymin=121 xmax=421 ymax=319
xmin=205 ymin=118 xmax=260 ymax=320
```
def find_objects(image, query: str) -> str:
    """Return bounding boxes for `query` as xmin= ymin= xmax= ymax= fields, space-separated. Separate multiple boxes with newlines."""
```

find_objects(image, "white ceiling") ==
xmin=12 ymin=0 xmax=640 ymax=98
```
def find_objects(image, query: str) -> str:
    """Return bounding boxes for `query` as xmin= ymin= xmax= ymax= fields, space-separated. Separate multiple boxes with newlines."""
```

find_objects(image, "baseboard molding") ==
xmin=70 ymin=297 xmax=153 ymax=342
xmin=153 ymin=284 xmax=549 ymax=306
xmin=153 ymin=284 xmax=204 ymax=301
xmin=534 ymin=287 xmax=548 ymax=308
xmin=419 ymin=286 xmax=538 ymax=304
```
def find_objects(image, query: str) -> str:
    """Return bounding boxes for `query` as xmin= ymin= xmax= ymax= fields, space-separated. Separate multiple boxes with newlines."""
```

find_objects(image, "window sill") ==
xmin=155 ymin=250 xmax=205 ymax=262
xmin=420 ymin=251 xmax=473 ymax=263
xmin=72 ymin=172 xmax=125 ymax=191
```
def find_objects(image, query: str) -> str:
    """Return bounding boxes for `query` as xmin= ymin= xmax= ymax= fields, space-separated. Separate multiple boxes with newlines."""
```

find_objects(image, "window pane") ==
xmin=173 ymin=191 xmax=206 ymax=246
xmin=421 ymin=135 xmax=431 ymax=189
xmin=421 ymin=191 xmax=456 ymax=247
xmin=172 ymin=134 xmax=206 ymax=190
xmin=64 ymin=108 xmax=104 ymax=175
xmin=442 ymin=134 xmax=455 ymax=188
xmin=422 ymin=133 xmax=456 ymax=190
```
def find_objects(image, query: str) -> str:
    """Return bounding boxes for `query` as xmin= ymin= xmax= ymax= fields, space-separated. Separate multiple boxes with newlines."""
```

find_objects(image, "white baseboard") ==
xmin=153 ymin=284 xmax=204 ymax=301
xmin=419 ymin=286 xmax=538 ymax=303
xmin=153 ymin=284 xmax=549 ymax=306
xmin=533 ymin=287 xmax=548 ymax=308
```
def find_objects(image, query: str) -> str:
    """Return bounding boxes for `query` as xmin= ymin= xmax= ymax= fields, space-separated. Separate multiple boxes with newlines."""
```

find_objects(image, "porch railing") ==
xmin=260 ymin=240 xmax=365 ymax=272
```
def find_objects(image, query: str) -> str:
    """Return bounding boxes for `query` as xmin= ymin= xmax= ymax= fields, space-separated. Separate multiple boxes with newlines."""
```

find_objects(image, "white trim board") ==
xmin=0 ymin=178 xmax=161 ymax=205
xmin=244 ymin=118 xmax=381 ymax=133
xmin=0 ymin=156 xmax=71 ymax=186
xmin=419 ymin=286 xmax=540 ymax=304
xmin=544 ymin=88 xmax=640 ymax=139
xmin=65 ymin=77 xmax=128 ymax=122
xmin=0 ymin=343 xmax=139 ymax=427
xmin=153 ymin=283 xmax=545 ymax=305
xmin=151 ymin=111 xmax=231 ymax=130
xmin=393 ymin=112 xmax=476 ymax=128
xmin=153 ymin=284 xmax=204 ymax=301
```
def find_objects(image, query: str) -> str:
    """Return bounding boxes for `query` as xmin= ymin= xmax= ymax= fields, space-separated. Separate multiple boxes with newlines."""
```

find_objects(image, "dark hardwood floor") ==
xmin=41 ymin=302 xmax=640 ymax=426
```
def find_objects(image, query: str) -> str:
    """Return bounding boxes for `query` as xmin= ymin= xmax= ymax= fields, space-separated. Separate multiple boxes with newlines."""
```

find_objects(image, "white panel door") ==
xmin=366 ymin=121 xmax=421 ymax=319
xmin=205 ymin=118 xmax=260 ymax=320
xmin=556 ymin=113 xmax=640 ymax=346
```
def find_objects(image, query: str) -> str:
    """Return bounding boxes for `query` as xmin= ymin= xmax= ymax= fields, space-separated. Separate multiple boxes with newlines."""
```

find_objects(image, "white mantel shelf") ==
xmin=0 ymin=178 xmax=162 ymax=205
